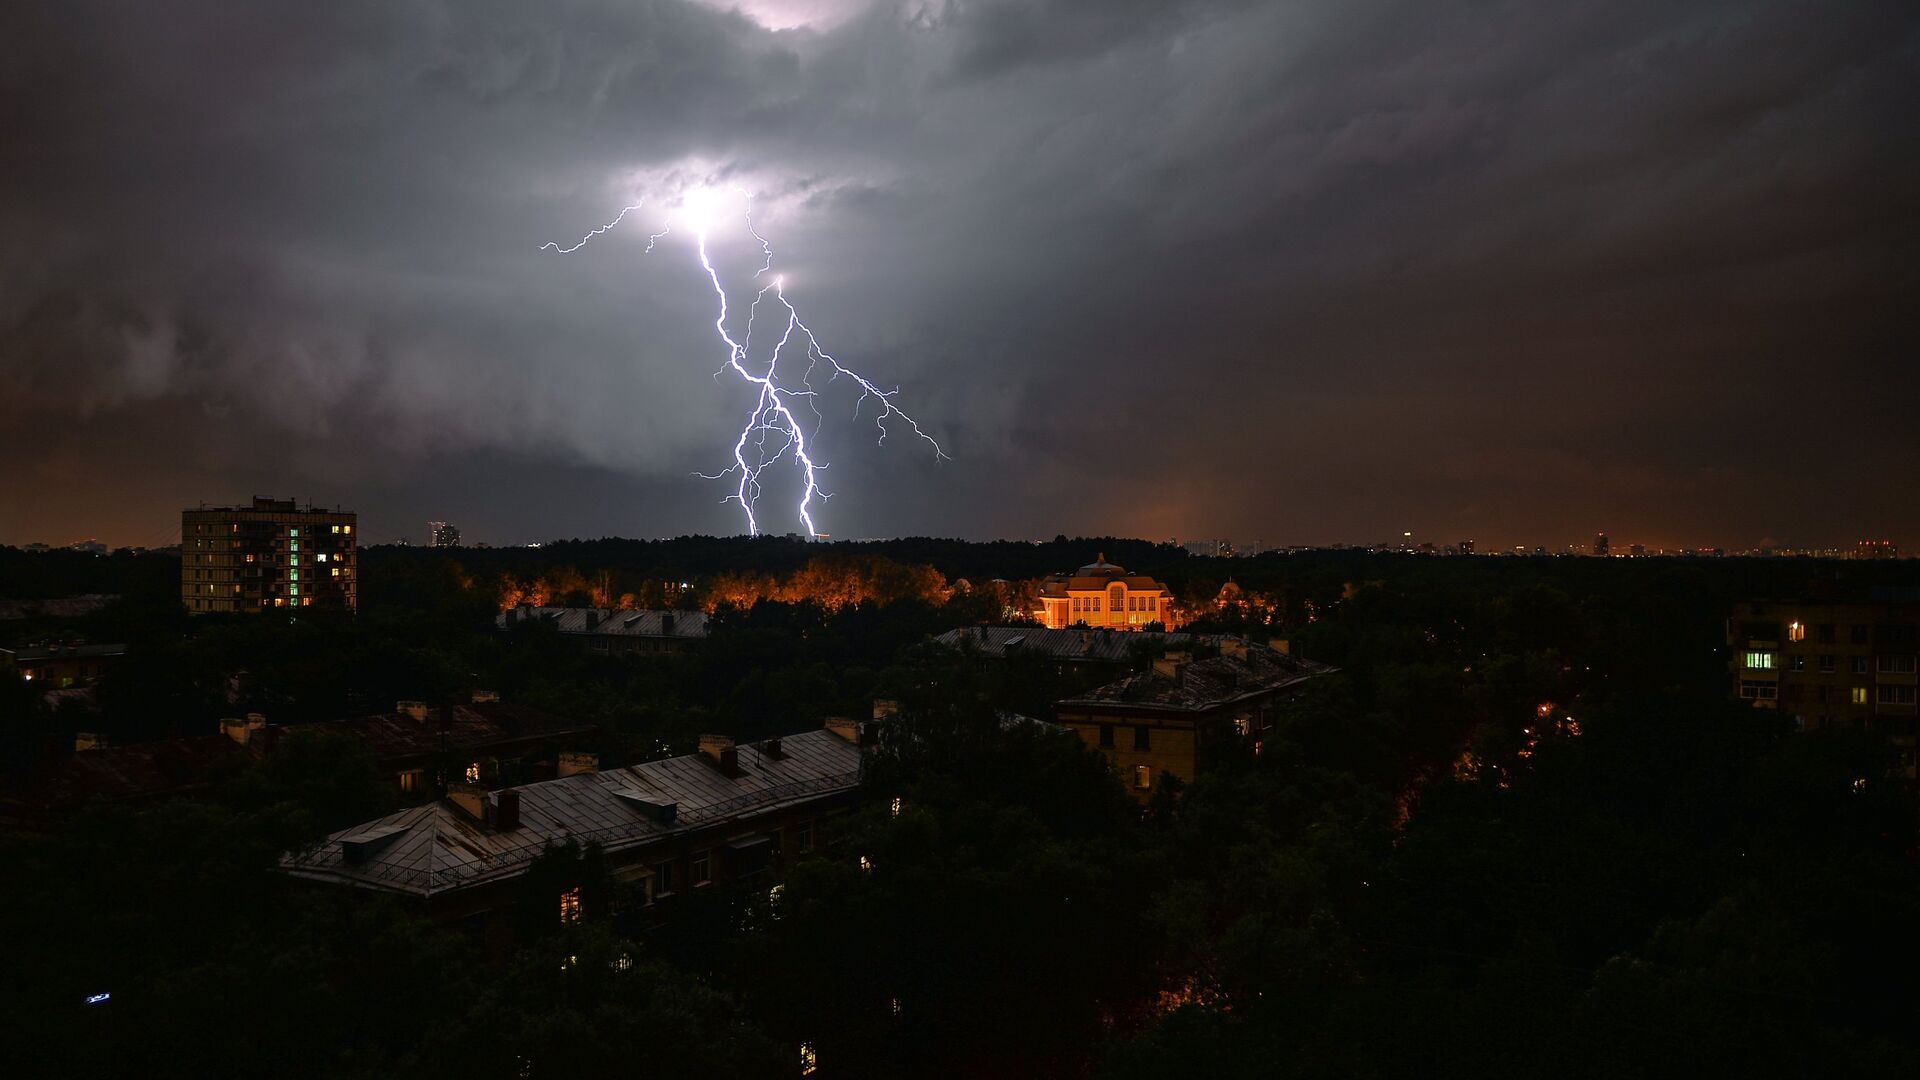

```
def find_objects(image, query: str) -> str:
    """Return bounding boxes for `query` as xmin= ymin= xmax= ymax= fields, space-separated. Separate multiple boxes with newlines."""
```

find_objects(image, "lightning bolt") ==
xmin=543 ymin=188 xmax=944 ymax=537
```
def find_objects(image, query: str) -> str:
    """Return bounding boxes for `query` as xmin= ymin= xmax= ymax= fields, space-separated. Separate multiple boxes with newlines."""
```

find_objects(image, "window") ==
xmin=331 ymin=525 xmax=340 ymax=533
xmin=654 ymin=861 xmax=675 ymax=895
xmin=1098 ymin=724 xmax=1115 ymax=748
xmin=316 ymin=553 xmax=327 ymax=562
xmin=1133 ymin=725 xmax=1151 ymax=750
xmin=1852 ymin=656 xmax=1869 ymax=675
xmin=1816 ymin=624 xmax=1835 ymax=644
xmin=1877 ymin=686 xmax=1918 ymax=706
xmin=398 ymin=769 xmax=421 ymax=793
xmin=464 ymin=761 xmax=482 ymax=782
xmin=889 ymin=796 xmax=902 ymax=817
xmin=1851 ymin=625 xmax=1869 ymax=645
xmin=1742 ymin=651 xmax=1774 ymax=670
xmin=1133 ymin=765 xmax=1151 ymax=790
xmin=1819 ymin=655 xmax=1836 ymax=673
xmin=1738 ymin=681 xmax=1777 ymax=700
xmin=795 ymin=821 xmax=813 ymax=853
xmin=288 ymin=528 xmax=299 ymax=537
xmin=343 ymin=525 xmax=352 ymax=534
xmin=691 ymin=851 xmax=711 ymax=887
xmin=858 ymin=855 xmax=874 ymax=874
xmin=1880 ymin=655 xmax=1918 ymax=674
xmin=1091 ymin=598 xmax=1101 ymax=612
xmin=1788 ymin=621 xmax=1805 ymax=642
xmin=1851 ymin=687 xmax=1869 ymax=705
xmin=559 ymin=887 xmax=582 ymax=923
xmin=1790 ymin=655 xmax=1806 ymax=671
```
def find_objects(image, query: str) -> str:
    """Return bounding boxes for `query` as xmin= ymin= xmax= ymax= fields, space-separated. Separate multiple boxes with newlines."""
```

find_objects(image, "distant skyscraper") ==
xmin=429 ymin=521 xmax=461 ymax=548
xmin=1459 ymin=539 xmax=1475 ymax=555
xmin=1593 ymin=532 xmax=1611 ymax=557
xmin=181 ymin=497 xmax=356 ymax=613
xmin=1856 ymin=539 xmax=1898 ymax=560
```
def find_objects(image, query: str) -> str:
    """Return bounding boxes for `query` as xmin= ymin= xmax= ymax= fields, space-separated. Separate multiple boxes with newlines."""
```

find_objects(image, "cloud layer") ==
xmin=2 ymin=0 xmax=1914 ymax=548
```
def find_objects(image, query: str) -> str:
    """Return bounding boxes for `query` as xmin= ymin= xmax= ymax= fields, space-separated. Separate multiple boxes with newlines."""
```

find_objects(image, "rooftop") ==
xmin=287 ymin=700 xmax=597 ymax=761
xmin=497 ymin=606 xmax=712 ymax=640
xmin=1 ymin=642 xmax=127 ymax=663
xmin=281 ymin=727 xmax=863 ymax=898
xmin=934 ymin=625 xmax=1211 ymax=663
xmin=1 ymin=735 xmax=245 ymax=818
xmin=1060 ymin=641 xmax=1334 ymax=713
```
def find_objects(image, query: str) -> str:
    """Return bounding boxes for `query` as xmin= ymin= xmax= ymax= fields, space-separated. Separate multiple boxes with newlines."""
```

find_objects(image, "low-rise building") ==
xmin=281 ymin=722 xmax=867 ymax=925
xmin=1728 ymin=594 xmax=1920 ymax=775
xmin=1032 ymin=555 xmax=1176 ymax=631
xmin=0 ymin=734 xmax=247 ymax=827
xmin=0 ymin=642 xmax=125 ymax=688
xmin=1056 ymin=639 xmax=1333 ymax=800
xmin=276 ymin=698 xmax=601 ymax=796
xmin=934 ymin=625 xmax=1246 ymax=667
xmin=497 ymin=606 xmax=712 ymax=654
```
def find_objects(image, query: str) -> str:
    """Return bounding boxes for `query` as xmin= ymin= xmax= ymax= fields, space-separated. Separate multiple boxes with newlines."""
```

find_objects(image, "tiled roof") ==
xmin=1060 ymin=645 xmax=1334 ymax=712
xmin=2 ymin=735 xmax=244 ymax=815
xmin=287 ymin=701 xmax=596 ymax=762
xmin=496 ymin=607 xmax=711 ymax=640
xmin=281 ymin=727 xmax=863 ymax=898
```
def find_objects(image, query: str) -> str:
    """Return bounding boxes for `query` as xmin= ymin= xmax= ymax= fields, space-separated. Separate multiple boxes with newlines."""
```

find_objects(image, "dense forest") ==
xmin=2 ymin=540 xmax=1917 ymax=1077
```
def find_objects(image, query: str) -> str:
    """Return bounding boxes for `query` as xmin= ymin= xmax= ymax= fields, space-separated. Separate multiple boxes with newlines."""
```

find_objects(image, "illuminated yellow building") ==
xmin=1033 ymin=555 xmax=1176 ymax=631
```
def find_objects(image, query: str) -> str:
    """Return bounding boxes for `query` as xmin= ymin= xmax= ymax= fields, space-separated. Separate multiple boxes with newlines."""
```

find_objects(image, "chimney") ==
xmin=558 ymin=751 xmax=599 ymax=778
xmin=396 ymin=700 xmax=429 ymax=721
xmin=448 ymin=782 xmax=488 ymax=821
xmin=1268 ymin=638 xmax=1291 ymax=655
xmin=825 ymin=717 xmax=862 ymax=744
xmin=1220 ymin=638 xmax=1248 ymax=660
xmin=490 ymin=788 xmax=522 ymax=830
xmin=872 ymin=699 xmax=901 ymax=721
xmin=698 ymin=734 xmax=742 ymax=777
xmin=1152 ymin=657 xmax=1189 ymax=685
xmin=759 ymin=736 xmax=785 ymax=760
xmin=660 ymin=612 xmax=676 ymax=634
xmin=74 ymin=732 xmax=107 ymax=752
xmin=470 ymin=689 xmax=500 ymax=704
xmin=584 ymin=609 xmax=602 ymax=630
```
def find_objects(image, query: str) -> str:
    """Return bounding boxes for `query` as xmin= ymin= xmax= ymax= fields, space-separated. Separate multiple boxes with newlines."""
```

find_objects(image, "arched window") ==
xmin=1109 ymin=584 xmax=1125 ymax=611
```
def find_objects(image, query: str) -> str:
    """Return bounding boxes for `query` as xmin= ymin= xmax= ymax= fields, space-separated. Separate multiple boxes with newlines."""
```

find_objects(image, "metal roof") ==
xmin=281 ymin=727 xmax=862 ymax=898
xmin=932 ymin=626 xmax=1212 ymax=663
xmin=496 ymin=606 xmax=711 ymax=640
xmin=1059 ymin=645 xmax=1335 ymax=712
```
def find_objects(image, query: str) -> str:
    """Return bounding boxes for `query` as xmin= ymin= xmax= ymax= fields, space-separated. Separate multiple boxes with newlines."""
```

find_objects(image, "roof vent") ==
xmin=558 ymin=751 xmax=599 ymax=777
xmin=396 ymin=700 xmax=429 ymax=721
xmin=340 ymin=823 xmax=409 ymax=865
xmin=448 ymin=782 xmax=488 ymax=821
xmin=612 ymin=789 xmax=678 ymax=824
xmin=759 ymin=737 xmax=785 ymax=760
xmin=489 ymin=788 xmax=522 ymax=831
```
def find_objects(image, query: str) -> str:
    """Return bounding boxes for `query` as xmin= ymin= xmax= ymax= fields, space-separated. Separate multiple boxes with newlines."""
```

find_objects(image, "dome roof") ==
xmin=1077 ymin=552 xmax=1124 ymax=576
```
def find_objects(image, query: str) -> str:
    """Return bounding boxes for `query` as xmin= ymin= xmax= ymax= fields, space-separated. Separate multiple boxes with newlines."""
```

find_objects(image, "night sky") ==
xmin=2 ymin=1 xmax=1914 ymax=550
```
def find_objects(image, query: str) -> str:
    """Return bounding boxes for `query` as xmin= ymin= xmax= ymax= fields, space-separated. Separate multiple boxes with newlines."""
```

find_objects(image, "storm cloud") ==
xmin=2 ymin=0 xmax=1914 ymax=548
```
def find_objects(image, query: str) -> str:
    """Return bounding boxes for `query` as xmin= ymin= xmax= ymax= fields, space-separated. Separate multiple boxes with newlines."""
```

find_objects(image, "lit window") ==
xmin=343 ymin=525 xmax=352 ymax=534
xmin=288 ymin=528 xmax=299 ymax=537
xmin=288 ymin=570 xmax=299 ymax=581
xmin=398 ymin=769 xmax=421 ymax=793
xmin=858 ymin=855 xmax=873 ymax=874
xmin=800 ymin=1043 xmax=818 ymax=1076
xmin=889 ymin=796 xmax=902 ymax=817
xmin=559 ymin=887 xmax=582 ymax=923
xmin=1788 ymin=621 xmax=1805 ymax=642
xmin=316 ymin=553 xmax=327 ymax=562
xmin=1743 ymin=651 xmax=1774 ymax=670
xmin=1133 ymin=765 xmax=1151 ymax=790
xmin=1851 ymin=687 xmax=1869 ymax=705
xmin=692 ymin=851 xmax=711 ymax=886
xmin=465 ymin=762 xmax=481 ymax=782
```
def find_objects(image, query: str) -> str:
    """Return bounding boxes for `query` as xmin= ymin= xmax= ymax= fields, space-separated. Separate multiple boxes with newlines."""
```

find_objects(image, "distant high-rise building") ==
xmin=181 ymin=497 xmax=357 ymax=614
xmin=429 ymin=521 xmax=461 ymax=548
xmin=1857 ymin=539 xmax=1898 ymax=560
xmin=1630 ymin=544 xmax=1646 ymax=557
xmin=1593 ymin=532 xmax=1611 ymax=557
xmin=1458 ymin=539 xmax=1475 ymax=555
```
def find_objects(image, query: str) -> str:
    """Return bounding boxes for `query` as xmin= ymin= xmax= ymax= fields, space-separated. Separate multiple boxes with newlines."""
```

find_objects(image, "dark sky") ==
xmin=2 ymin=1 xmax=1915 ymax=551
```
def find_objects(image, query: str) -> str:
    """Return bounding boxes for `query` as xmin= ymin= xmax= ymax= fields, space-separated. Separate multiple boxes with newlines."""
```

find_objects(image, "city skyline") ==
xmin=2 ymin=1 xmax=1914 ymax=551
